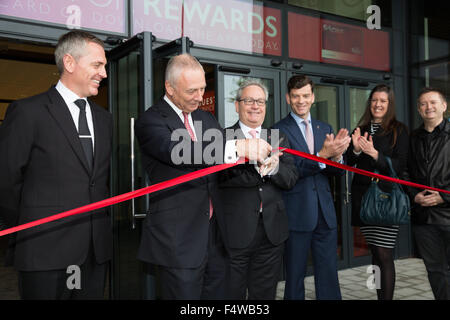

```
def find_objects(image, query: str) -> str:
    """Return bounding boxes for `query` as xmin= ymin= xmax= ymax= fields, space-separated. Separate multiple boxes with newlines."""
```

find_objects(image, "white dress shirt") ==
xmin=164 ymin=95 xmax=198 ymax=141
xmin=55 ymin=81 xmax=95 ymax=148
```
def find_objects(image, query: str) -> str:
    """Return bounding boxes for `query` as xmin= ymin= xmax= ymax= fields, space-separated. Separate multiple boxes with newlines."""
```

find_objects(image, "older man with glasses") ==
xmin=216 ymin=78 xmax=298 ymax=299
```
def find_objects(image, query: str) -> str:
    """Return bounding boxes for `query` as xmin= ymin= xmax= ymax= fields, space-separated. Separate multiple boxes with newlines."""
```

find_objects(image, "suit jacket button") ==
xmin=259 ymin=188 xmax=263 ymax=192
xmin=90 ymin=182 xmax=95 ymax=187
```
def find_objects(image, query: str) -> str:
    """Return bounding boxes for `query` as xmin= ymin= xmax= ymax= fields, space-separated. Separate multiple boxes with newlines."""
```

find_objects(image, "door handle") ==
xmin=130 ymin=118 xmax=146 ymax=230
xmin=345 ymin=171 xmax=351 ymax=205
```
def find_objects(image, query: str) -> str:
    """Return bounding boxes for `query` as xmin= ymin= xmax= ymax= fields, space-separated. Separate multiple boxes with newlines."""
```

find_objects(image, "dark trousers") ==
xmin=157 ymin=216 xmax=229 ymax=300
xmin=413 ymin=224 xmax=450 ymax=300
xmin=227 ymin=217 xmax=285 ymax=300
xmin=284 ymin=208 xmax=341 ymax=300
xmin=18 ymin=241 xmax=107 ymax=300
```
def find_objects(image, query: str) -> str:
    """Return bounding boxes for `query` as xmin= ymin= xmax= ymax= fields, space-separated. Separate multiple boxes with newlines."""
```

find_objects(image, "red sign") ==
xmin=132 ymin=0 xmax=282 ymax=56
xmin=198 ymin=90 xmax=215 ymax=116
xmin=288 ymin=12 xmax=390 ymax=71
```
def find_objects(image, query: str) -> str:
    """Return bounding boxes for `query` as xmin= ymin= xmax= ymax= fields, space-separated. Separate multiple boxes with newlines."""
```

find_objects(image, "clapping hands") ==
xmin=319 ymin=128 xmax=351 ymax=161
xmin=351 ymin=127 xmax=379 ymax=160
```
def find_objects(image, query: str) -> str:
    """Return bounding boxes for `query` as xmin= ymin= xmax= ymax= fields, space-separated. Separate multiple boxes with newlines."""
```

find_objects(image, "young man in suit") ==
xmin=217 ymin=79 xmax=298 ymax=299
xmin=0 ymin=30 xmax=112 ymax=299
xmin=273 ymin=75 xmax=350 ymax=300
xmin=134 ymin=54 xmax=272 ymax=299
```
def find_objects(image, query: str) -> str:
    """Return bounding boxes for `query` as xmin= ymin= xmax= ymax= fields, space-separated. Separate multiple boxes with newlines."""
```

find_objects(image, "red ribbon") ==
xmin=281 ymin=148 xmax=450 ymax=194
xmin=0 ymin=148 xmax=448 ymax=237
xmin=0 ymin=159 xmax=245 ymax=237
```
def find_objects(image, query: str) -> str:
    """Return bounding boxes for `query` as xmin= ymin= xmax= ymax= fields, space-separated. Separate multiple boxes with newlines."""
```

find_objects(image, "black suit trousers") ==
xmin=156 ymin=215 xmax=229 ymax=300
xmin=18 ymin=230 xmax=107 ymax=300
xmin=227 ymin=216 xmax=285 ymax=300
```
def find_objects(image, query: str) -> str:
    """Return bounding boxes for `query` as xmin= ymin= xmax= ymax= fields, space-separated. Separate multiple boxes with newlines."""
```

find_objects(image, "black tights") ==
xmin=370 ymin=245 xmax=396 ymax=300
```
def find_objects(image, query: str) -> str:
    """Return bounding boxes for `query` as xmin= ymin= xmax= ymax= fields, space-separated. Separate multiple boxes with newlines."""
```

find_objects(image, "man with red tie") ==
xmin=134 ymin=54 xmax=272 ymax=299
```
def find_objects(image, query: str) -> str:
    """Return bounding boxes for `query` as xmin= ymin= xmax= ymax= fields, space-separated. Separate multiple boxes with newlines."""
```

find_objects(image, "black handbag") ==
xmin=360 ymin=156 xmax=410 ymax=225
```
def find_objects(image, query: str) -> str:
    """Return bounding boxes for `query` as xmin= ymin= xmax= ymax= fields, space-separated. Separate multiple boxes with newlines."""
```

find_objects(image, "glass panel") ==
xmin=111 ymin=51 xmax=147 ymax=299
xmin=310 ymin=85 xmax=343 ymax=259
xmin=312 ymin=85 xmax=338 ymax=131
xmin=353 ymin=226 xmax=370 ymax=257
xmin=287 ymin=0 xmax=392 ymax=26
xmin=349 ymin=87 xmax=370 ymax=130
xmin=223 ymin=75 xmax=275 ymax=128
xmin=348 ymin=87 xmax=371 ymax=257
xmin=132 ymin=0 xmax=282 ymax=56
xmin=409 ymin=0 xmax=450 ymax=129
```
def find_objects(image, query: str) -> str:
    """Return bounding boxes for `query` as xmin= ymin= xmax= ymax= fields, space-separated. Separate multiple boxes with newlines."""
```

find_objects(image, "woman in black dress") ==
xmin=346 ymin=84 xmax=409 ymax=300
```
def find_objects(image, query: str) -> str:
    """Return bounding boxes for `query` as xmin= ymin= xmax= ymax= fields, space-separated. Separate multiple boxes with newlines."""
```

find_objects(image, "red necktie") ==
xmin=183 ymin=112 xmax=196 ymax=142
xmin=184 ymin=112 xmax=212 ymax=218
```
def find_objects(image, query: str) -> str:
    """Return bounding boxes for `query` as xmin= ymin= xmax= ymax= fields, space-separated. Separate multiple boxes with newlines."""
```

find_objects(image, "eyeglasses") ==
xmin=238 ymin=98 xmax=267 ymax=106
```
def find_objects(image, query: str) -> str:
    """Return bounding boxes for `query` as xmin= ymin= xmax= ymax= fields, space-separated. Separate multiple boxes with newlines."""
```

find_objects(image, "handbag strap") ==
xmin=384 ymin=156 xmax=398 ymax=179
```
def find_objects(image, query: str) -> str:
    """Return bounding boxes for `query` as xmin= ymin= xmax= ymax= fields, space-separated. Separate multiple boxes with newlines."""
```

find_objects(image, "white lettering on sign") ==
xmin=184 ymin=2 xmax=211 ymax=26
xmin=142 ymin=0 xmax=278 ymax=38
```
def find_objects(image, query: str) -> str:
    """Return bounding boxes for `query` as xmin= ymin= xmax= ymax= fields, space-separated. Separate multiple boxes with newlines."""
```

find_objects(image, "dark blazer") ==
xmin=345 ymin=122 xmax=409 ymax=226
xmin=273 ymin=114 xmax=344 ymax=232
xmin=0 ymin=87 xmax=113 ymax=271
xmin=216 ymin=122 xmax=298 ymax=249
xmin=135 ymin=98 xmax=225 ymax=268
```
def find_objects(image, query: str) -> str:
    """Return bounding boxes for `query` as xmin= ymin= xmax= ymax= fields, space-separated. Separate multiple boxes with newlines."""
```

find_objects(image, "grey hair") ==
xmin=165 ymin=53 xmax=204 ymax=87
xmin=235 ymin=78 xmax=269 ymax=101
xmin=54 ymin=30 xmax=104 ymax=75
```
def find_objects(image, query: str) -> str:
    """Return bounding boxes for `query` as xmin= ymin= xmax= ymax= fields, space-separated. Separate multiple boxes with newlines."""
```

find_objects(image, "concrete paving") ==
xmin=276 ymin=258 xmax=435 ymax=300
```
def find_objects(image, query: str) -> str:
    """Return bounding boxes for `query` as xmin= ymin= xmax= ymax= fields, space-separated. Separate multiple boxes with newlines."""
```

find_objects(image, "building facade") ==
xmin=0 ymin=0 xmax=448 ymax=299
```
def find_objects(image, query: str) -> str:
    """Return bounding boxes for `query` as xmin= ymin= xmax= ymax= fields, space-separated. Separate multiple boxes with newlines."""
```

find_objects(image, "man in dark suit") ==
xmin=273 ymin=75 xmax=350 ymax=300
xmin=0 ymin=30 xmax=112 ymax=299
xmin=134 ymin=54 xmax=272 ymax=299
xmin=217 ymin=79 xmax=298 ymax=299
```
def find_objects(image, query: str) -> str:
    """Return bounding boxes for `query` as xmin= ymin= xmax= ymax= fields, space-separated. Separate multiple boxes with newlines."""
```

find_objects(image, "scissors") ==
xmin=260 ymin=136 xmax=286 ymax=176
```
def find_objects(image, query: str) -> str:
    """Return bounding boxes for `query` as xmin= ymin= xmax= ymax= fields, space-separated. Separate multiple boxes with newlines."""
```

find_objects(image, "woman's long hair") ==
xmin=357 ymin=84 xmax=403 ymax=147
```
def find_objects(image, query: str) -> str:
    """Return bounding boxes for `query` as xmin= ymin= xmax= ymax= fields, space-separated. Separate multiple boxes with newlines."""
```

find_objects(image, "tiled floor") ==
xmin=275 ymin=258 xmax=435 ymax=300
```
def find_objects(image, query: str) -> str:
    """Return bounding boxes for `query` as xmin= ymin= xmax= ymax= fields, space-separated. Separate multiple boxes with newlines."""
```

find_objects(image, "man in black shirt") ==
xmin=405 ymin=87 xmax=450 ymax=300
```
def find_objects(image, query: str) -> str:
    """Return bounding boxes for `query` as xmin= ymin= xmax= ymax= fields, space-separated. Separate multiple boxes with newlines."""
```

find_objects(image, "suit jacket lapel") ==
xmin=45 ymin=87 xmax=92 ymax=174
xmin=157 ymin=99 xmax=186 ymax=133
xmin=311 ymin=118 xmax=325 ymax=154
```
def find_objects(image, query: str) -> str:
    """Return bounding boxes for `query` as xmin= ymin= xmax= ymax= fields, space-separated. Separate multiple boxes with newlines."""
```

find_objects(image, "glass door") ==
xmin=306 ymin=75 xmax=348 ymax=269
xmin=216 ymin=65 xmax=281 ymax=128
xmin=107 ymin=32 xmax=153 ymax=299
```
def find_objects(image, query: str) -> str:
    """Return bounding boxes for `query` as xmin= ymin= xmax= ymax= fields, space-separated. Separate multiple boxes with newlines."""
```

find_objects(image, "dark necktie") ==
xmin=74 ymin=99 xmax=94 ymax=171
